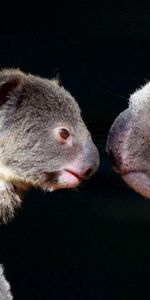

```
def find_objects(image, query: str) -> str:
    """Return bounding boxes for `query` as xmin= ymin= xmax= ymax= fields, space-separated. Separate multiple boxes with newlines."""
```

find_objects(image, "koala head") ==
xmin=107 ymin=81 xmax=150 ymax=198
xmin=0 ymin=69 xmax=100 ymax=221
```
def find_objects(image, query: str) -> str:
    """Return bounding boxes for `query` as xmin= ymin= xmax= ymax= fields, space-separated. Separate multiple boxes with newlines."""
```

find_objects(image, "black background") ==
xmin=1 ymin=1 xmax=150 ymax=299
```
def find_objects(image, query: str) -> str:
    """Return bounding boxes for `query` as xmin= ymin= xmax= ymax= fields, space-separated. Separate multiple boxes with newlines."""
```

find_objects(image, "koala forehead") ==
xmin=3 ymin=72 xmax=84 ymax=132
xmin=28 ymin=75 xmax=81 ymax=117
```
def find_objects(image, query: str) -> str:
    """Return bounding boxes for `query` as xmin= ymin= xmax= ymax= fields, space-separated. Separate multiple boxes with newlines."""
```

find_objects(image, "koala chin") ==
xmin=107 ymin=81 xmax=150 ymax=198
xmin=0 ymin=69 xmax=100 ymax=223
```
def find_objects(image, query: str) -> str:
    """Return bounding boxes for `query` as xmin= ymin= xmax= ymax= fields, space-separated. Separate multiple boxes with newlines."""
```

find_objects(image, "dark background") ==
xmin=1 ymin=1 xmax=150 ymax=299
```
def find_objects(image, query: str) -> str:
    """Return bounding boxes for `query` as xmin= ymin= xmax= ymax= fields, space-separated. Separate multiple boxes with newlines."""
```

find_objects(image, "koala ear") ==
xmin=0 ymin=69 xmax=23 ymax=106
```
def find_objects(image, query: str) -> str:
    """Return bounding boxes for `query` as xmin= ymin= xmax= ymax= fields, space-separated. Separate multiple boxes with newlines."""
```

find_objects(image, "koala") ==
xmin=0 ymin=69 xmax=99 ymax=299
xmin=0 ymin=69 xmax=99 ymax=222
xmin=107 ymin=81 xmax=150 ymax=198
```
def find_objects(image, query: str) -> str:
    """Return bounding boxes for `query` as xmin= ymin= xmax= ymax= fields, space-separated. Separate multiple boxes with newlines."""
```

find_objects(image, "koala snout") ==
xmin=56 ymin=140 xmax=100 ymax=189
xmin=68 ymin=140 xmax=100 ymax=179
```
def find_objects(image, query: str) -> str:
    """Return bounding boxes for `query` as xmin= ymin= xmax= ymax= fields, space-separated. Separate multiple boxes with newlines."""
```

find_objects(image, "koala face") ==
xmin=0 ymin=70 xmax=100 ymax=193
xmin=107 ymin=82 xmax=150 ymax=198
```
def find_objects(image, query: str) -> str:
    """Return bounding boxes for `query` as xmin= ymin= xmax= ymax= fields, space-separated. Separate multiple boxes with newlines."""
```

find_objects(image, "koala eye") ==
xmin=59 ymin=128 xmax=70 ymax=140
xmin=53 ymin=126 xmax=72 ymax=145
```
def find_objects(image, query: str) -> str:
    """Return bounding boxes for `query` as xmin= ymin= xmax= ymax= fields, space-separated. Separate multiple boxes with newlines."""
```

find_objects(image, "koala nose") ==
xmin=106 ymin=108 xmax=131 ymax=172
xmin=107 ymin=148 xmax=122 ymax=171
xmin=83 ymin=141 xmax=100 ymax=178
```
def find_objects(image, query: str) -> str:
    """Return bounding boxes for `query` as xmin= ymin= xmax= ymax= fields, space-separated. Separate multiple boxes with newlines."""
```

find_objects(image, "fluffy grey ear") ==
xmin=0 ymin=78 xmax=20 ymax=105
xmin=0 ymin=265 xmax=13 ymax=299
xmin=0 ymin=69 xmax=24 ymax=106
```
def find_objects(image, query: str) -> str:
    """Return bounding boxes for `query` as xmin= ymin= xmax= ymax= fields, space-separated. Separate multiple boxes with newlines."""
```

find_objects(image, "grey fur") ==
xmin=107 ymin=81 xmax=150 ymax=198
xmin=0 ymin=265 xmax=13 ymax=300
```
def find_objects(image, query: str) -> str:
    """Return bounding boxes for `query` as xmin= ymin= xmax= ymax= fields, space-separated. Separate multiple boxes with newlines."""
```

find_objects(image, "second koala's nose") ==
xmin=106 ymin=108 xmax=131 ymax=172
xmin=107 ymin=148 xmax=122 ymax=171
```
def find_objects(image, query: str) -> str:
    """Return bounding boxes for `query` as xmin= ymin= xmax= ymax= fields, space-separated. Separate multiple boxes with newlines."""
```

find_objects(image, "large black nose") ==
xmin=106 ymin=109 xmax=131 ymax=172
xmin=108 ymin=149 xmax=120 ymax=169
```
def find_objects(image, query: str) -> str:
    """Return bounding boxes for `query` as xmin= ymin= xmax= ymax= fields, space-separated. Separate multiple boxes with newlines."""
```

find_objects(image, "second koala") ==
xmin=107 ymin=81 xmax=150 ymax=198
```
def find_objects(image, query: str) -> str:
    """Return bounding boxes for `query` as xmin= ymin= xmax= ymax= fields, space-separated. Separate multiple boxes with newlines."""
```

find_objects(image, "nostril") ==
xmin=84 ymin=168 xmax=93 ymax=179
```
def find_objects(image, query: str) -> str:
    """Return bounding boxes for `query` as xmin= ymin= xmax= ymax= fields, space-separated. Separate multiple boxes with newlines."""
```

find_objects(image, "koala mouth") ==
xmin=58 ymin=168 xmax=82 ymax=188
xmin=122 ymin=170 xmax=150 ymax=198
xmin=40 ymin=170 xmax=82 ymax=191
xmin=64 ymin=169 xmax=82 ymax=181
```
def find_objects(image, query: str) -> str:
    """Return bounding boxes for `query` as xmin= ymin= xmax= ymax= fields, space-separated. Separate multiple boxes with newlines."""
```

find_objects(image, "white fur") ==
xmin=129 ymin=81 xmax=150 ymax=116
